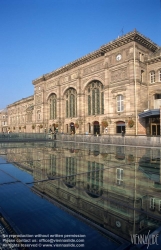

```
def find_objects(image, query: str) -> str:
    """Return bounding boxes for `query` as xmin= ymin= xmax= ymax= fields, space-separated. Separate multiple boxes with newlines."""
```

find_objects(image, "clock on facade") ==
xmin=116 ymin=220 xmax=121 ymax=228
xmin=116 ymin=54 xmax=122 ymax=61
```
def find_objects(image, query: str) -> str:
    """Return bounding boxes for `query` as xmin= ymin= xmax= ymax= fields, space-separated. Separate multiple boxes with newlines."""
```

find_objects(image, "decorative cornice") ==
xmin=32 ymin=29 xmax=159 ymax=85
xmin=100 ymin=30 xmax=158 ymax=53
xmin=111 ymin=86 xmax=126 ymax=93
xmin=146 ymin=56 xmax=161 ymax=65
xmin=7 ymin=95 xmax=34 ymax=108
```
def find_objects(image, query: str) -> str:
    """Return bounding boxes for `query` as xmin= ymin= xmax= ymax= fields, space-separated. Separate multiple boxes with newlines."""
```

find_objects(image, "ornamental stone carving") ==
xmin=47 ymin=79 xmax=59 ymax=90
xmin=36 ymin=106 xmax=41 ymax=110
xmin=110 ymin=200 xmax=127 ymax=214
xmin=111 ymin=86 xmax=126 ymax=93
xmin=82 ymin=77 xmax=91 ymax=85
xmin=35 ymin=94 xmax=42 ymax=104
xmin=82 ymin=74 xmax=105 ymax=87
xmin=71 ymin=72 xmax=78 ymax=80
xmin=69 ymin=196 xmax=76 ymax=204
xmin=60 ymin=191 xmax=68 ymax=199
xmin=83 ymin=62 xmax=104 ymax=76
xmin=97 ymin=72 xmax=105 ymax=81
xmin=64 ymin=76 xmax=69 ymax=82
xmin=111 ymin=67 xmax=127 ymax=82
xmin=59 ymin=72 xmax=79 ymax=84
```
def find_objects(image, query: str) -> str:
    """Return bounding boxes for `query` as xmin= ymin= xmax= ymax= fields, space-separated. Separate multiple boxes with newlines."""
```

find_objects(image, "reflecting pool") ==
xmin=0 ymin=141 xmax=161 ymax=249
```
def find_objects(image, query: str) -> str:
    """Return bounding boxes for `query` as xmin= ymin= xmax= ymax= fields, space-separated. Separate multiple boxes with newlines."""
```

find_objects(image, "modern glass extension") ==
xmin=0 ymin=141 xmax=161 ymax=249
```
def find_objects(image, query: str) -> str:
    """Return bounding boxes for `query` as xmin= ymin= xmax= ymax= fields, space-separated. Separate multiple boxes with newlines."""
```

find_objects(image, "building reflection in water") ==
xmin=1 ymin=141 xmax=161 ymax=242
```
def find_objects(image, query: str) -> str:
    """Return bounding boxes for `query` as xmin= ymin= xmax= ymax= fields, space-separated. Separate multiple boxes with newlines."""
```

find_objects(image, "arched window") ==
xmin=64 ymin=157 xmax=77 ymax=188
xmin=86 ymin=161 xmax=103 ymax=197
xmin=65 ymin=88 xmax=77 ymax=118
xmin=47 ymin=154 xmax=56 ymax=179
xmin=26 ymin=105 xmax=34 ymax=122
xmin=37 ymin=111 xmax=41 ymax=120
xmin=87 ymin=80 xmax=104 ymax=115
xmin=117 ymin=95 xmax=124 ymax=112
xmin=49 ymin=94 xmax=57 ymax=119
xmin=141 ymin=70 xmax=144 ymax=82
xmin=150 ymin=71 xmax=155 ymax=83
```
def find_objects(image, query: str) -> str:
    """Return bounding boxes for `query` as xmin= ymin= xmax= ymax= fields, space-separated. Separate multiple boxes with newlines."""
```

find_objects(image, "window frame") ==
xmin=150 ymin=197 xmax=155 ymax=210
xmin=87 ymin=81 xmax=104 ymax=116
xmin=141 ymin=70 xmax=144 ymax=82
xmin=65 ymin=88 xmax=77 ymax=118
xmin=159 ymin=200 xmax=161 ymax=212
xmin=49 ymin=94 xmax=57 ymax=120
xmin=116 ymin=168 xmax=123 ymax=186
xmin=159 ymin=70 xmax=161 ymax=82
xmin=37 ymin=112 xmax=41 ymax=121
xmin=116 ymin=95 xmax=124 ymax=112
xmin=150 ymin=71 xmax=155 ymax=83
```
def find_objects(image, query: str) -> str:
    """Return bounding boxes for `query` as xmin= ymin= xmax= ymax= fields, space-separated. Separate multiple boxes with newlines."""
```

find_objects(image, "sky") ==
xmin=0 ymin=0 xmax=161 ymax=109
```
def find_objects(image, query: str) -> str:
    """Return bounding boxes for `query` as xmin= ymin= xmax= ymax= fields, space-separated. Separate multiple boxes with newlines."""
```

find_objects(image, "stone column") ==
xmin=91 ymin=124 xmax=94 ymax=134
xmin=76 ymin=75 xmax=85 ymax=134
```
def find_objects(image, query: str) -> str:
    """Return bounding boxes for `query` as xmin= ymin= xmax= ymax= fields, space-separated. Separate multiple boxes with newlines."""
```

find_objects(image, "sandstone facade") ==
xmin=5 ymin=30 xmax=161 ymax=135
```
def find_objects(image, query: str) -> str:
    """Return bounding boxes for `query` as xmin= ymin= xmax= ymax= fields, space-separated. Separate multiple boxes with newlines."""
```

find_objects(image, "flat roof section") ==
xmin=138 ymin=109 xmax=160 ymax=118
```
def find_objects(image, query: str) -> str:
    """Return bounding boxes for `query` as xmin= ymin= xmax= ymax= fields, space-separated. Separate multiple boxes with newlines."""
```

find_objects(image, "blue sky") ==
xmin=0 ymin=0 xmax=161 ymax=109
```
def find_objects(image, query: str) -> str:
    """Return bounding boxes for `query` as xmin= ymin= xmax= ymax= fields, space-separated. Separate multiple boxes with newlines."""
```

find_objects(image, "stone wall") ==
xmin=57 ymin=134 xmax=161 ymax=147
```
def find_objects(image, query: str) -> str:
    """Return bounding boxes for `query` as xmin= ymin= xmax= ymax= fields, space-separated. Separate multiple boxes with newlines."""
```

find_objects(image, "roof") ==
xmin=7 ymin=95 xmax=34 ymax=108
xmin=139 ymin=157 xmax=160 ymax=182
xmin=139 ymin=166 xmax=160 ymax=182
xmin=0 ymin=108 xmax=7 ymax=113
xmin=32 ymin=29 xmax=159 ymax=85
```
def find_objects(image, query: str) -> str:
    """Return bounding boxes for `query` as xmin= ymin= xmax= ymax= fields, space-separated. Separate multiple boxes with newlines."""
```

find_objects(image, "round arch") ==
xmin=116 ymin=121 xmax=125 ymax=134
xmin=62 ymin=86 xmax=77 ymax=96
xmin=83 ymin=77 xmax=105 ymax=92
xmin=64 ymin=88 xmax=77 ymax=118
xmin=46 ymin=92 xmax=57 ymax=101
xmin=85 ymin=80 xmax=104 ymax=116
xmin=70 ymin=122 xmax=75 ymax=134
xmin=93 ymin=121 xmax=100 ymax=135
xmin=47 ymin=93 xmax=57 ymax=120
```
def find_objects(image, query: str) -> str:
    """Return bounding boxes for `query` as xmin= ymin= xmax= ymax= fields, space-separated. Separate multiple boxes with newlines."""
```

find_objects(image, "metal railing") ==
xmin=0 ymin=132 xmax=48 ymax=141
xmin=0 ymin=132 xmax=160 ymax=146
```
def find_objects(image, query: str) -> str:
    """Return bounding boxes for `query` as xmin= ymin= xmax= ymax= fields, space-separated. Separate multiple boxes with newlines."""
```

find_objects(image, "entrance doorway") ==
xmin=70 ymin=122 xmax=75 ymax=134
xmin=116 ymin=121 xmax=126 ymax=134
xmin=93 ymin=121 xmax=100 ymax=135
xmin=151 ymin=123 xmax=160 ymax=135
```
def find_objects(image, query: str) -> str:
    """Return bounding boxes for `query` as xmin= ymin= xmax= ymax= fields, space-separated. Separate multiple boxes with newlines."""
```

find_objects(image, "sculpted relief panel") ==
xmin=82 ymin=72 xmax=105 ymax=86
xmin=71 ymin=72 xmax=78 ymax=80
xmin=111 ymin=67 xmax=128 ymax=82
xmin=47 ymin=63 xmax=104 ymax=87
xmin=35 ymin=94 xmax=42 ymax=104
xmin=83 ymin=62 xmax=104 ymax=76
xmin=80 ymin=201 xmax=104 ymax=218
xmin=47 ymin=79 xmax=59 ymax=90
xmin=59 ymin=72 xmax=78 ymax=84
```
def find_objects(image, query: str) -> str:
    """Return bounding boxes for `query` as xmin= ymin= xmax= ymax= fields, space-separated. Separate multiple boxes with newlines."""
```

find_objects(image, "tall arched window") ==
xmin=87 ymin=80 xmax=104 ymax=115
xmin=37 ymin=111 xmax=41 ymax=121
xmin=47 ymin=154 xmax=56 ymax=179
xmin=117 ymin=95 xmax=124 ymax=112
xmin=86 ymin=161 xmax=103 ymax=197
xmin=49 ymin=94 xmax=57 ymax=119
xmin=64 ymin=157 xmax=77 ymax=188
xmin=65 ymin=88 xmax=77 ymax=118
